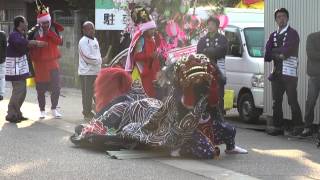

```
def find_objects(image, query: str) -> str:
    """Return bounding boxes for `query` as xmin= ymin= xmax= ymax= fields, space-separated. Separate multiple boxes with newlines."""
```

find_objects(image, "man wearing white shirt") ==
xmin=78 ymin=21 xmax=102 ymax=120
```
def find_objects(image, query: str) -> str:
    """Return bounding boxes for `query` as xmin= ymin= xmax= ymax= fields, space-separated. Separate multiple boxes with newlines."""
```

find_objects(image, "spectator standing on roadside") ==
xmin=5 ymin=16 xmax=46 ymax=123
xmin=78 ymin=21 xmax=102 ymax=121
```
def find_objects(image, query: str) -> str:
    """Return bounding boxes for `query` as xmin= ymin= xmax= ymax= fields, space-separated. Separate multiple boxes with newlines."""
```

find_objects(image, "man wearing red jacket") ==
xmin=29 ymin=5 xmax=64 ymax=119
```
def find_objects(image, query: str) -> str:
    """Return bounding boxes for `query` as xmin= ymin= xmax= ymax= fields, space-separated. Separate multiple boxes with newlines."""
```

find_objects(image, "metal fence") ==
xmin=0 ymin=8 xmax=25 ymax=34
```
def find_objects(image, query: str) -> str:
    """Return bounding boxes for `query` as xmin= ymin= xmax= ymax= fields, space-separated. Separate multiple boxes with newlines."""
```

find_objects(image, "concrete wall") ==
xmin=264 ymin=0 xmax=320 ymax=124
xmin=59 ymin=25 xmax=80 ymax=87
xmin=54 ymin=10 xmax=83 ymax=88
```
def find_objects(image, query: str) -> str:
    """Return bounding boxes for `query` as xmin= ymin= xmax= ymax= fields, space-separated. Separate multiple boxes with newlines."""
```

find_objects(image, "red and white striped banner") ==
xmin=167 ymin=45 xmax=197 ymax=64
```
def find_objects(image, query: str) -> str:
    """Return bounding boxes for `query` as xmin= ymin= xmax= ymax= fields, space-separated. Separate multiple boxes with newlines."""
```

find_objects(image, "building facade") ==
xmin=264 ymin=0 xmax=320 ymax=124
xmin=0 ymin=0 xmax=31 ymax=34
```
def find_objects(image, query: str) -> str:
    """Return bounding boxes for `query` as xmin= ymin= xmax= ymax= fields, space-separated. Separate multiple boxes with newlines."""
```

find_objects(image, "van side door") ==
xmin=224 ymin=27 xmax=251 ymax=98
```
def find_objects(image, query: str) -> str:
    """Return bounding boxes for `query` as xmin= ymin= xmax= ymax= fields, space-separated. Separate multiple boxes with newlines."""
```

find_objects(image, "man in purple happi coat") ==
xmin=265 ymin=8 xmax=303 ymax=136
xmin=5 ymin=16 xmax=45 ymax=123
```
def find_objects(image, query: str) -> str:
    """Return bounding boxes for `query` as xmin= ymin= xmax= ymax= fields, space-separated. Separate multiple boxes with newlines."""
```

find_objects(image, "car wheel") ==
xmin=237 ymin=93 xmax=261 ymax=123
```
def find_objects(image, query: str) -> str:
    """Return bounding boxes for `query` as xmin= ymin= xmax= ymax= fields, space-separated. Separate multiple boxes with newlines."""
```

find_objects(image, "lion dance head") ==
xmin=160 ymin=54 xmax=219 ymax=108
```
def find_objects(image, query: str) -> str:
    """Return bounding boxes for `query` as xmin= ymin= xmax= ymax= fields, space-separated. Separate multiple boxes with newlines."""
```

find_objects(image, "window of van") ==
xmin=225 ymin=31 xmax=242 ymax=57
xmin=244 ymin=27 xmax=264 ymax=58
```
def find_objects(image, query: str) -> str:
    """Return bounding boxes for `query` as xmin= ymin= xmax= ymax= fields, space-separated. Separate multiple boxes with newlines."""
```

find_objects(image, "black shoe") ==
xmin=5 ymin=117 xmax=21 ymax=123
xmin=0 ymin=95 xmax=3 ymax=101
xmin=267 ymin=129 xmax=284 ymax=136
xmin=300 ymin=128 xmax=313 ymax=137
xmin=20 ymin=116 xmax=28 ymax=121
xmin=288 ymin=127 xmax=304 ymax=137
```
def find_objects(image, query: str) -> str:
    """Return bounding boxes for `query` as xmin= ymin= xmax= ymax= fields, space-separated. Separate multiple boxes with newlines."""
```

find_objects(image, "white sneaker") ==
xmin=52 ymin=109 xmax=62 ymax=119
xmin=39 ymin=111 xmax=46 ymax=120
xmin=225 ymin=146 xmax=248 ymax=154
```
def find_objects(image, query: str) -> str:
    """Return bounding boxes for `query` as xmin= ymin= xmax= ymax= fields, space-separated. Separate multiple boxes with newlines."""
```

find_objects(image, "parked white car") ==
xmin=224 ymin=23 xmax=264 ymax=122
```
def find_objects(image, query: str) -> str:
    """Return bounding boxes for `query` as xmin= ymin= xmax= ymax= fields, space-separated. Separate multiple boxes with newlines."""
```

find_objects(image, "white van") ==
xmin=224 ymin=23 xmax=264 ymax=123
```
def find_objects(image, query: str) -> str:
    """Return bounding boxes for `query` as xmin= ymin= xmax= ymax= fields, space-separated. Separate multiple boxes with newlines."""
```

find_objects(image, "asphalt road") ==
xmin=1 ymin=87 xmax=320 ymax=180
xmin=0 ymin=120 xmax=214 ymax=180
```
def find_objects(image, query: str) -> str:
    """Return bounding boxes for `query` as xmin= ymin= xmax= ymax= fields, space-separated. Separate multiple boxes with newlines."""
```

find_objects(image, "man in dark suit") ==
xmin=300 ymin=31 xmax=320 ymax=137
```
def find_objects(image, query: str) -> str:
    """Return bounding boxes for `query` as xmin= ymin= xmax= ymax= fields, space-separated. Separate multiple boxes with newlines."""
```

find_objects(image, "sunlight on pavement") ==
xmin=1 ymin=98 xmax=76 ymax=133
xmin=0 ymin=99 xmax=56 ymax=130
xmin=16 ymin=120 xmax=36 ymax=129
xmin=252 ymin=148 xmax=320 ymax=179
xmin=0 ymin=100 xmax=40 ymax=121
xmin=0 ymin=100 xmax=39 ymax=129
xmin=252 ymin=148 xmax=308 ymax=158
xmin=0 ymin=160 xmax=48 ymax=177
xmin=0 ymin=119 xmax=4 ymax=131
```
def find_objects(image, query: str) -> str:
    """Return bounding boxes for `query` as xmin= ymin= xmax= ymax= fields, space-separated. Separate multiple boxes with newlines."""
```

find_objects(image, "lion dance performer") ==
xmin=71 ymin=53 xmax=248 ymax=159
xmin=29 ymin=0 xmax=64 ymax=119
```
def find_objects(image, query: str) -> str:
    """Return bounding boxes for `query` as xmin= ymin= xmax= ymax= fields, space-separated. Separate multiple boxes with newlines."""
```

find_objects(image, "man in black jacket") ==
xmin=0 ymin=30 xmax=6 ymax=101
xmin=300 ymin=31 xmax=320 ymax=137
xmin=197 ymin=16 xmax=228 ymax=115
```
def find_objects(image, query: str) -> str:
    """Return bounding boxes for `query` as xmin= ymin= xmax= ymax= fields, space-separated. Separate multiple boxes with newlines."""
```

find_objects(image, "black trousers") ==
xmin=271 ymin=77 xmax=303 ymax=128
xmin=36 ymin=69 xmax=61 ymax=111
xmin=80 ymin=75 xmax=97 ymax=116
xmin=304 ymin=76 xmax=320 ymax=128
xmin=218 ymin=80 xmax=225 ymax=114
